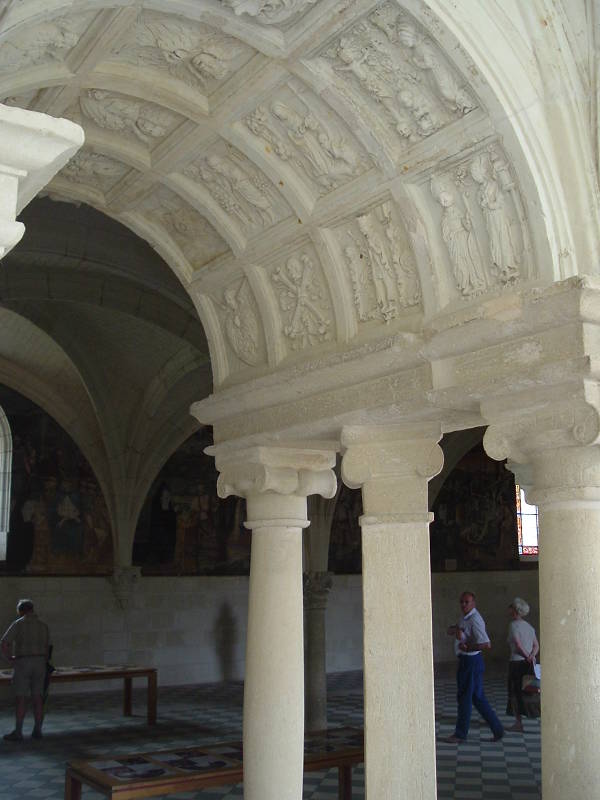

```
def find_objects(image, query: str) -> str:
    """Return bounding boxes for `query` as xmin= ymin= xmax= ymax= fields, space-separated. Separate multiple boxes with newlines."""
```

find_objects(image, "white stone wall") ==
xmin=0 ymin=570 xmax=538 ymax=697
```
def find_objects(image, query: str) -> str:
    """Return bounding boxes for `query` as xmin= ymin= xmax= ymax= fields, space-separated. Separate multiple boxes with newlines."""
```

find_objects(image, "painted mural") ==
xmin=430 ymin=443 xmax=520 ymax=571
xmin=0 ymin=385 xmax=113 ymax=575
xmin=133 ymin=427 xmax=250 ymax=575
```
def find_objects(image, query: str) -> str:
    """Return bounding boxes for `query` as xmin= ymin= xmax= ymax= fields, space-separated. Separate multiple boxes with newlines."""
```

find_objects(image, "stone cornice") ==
xmin=192 ymin=278 xmax=600 ymax=447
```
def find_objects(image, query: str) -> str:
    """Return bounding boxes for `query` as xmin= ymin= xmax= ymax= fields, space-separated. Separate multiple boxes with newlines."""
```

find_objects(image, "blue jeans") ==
xmin=454 ymin=654 xmax=503 ymax=740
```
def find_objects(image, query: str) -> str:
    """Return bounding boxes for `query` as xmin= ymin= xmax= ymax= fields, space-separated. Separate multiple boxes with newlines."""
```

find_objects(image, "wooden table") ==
xmin=65 ymin=727 xmax=363 ymax=800
xmin=0 ymin=665 xmax=157 ymax=725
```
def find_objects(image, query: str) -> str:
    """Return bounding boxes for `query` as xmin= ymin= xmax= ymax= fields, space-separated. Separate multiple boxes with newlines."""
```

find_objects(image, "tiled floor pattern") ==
xmin=0 ymin=668 xmax=540 ymax=799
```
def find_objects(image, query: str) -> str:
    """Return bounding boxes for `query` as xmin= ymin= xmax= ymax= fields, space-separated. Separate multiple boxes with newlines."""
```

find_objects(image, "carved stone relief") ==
xmin=108 ymin=11 xmax=255 ymax=91
xmin=78 ymin=89 xmax=181 ymax=146
xmin=270 ymin=252 xmax=333 ymax=349
xmin=222 ymin=0 xmax=317 ymax=25
xmin=1 ymin=90 xmax=41 ymax=108
xmin=59 ymin=151 xmax=130 ymax=192
xmin=217 ymin=277 xmax=263 ymax=366
xmin=315 ymin=4 xmax=475 ymax=148
xmin=138 ymin=187 xmax=228 ymax=267
xmin=0 ymin=13 xmax=95 ymax=73
xmin=183 ymin=145 xmax=288 ymax=232
xmin=337 ymin=200 xmax=421 ymax=323
xmin=244 ymin=95 xmax=369 ymax=192
xmin=429 ymin=145 xmax=526 ymax=299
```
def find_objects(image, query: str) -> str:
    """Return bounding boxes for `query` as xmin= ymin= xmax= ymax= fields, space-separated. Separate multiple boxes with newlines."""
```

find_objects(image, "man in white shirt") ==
xmin=444 ymin=591 xmax=504 ymax=743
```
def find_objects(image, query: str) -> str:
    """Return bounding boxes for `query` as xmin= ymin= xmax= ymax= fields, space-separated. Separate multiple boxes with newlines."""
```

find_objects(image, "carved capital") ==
xmin=483 ymin=394 xmax=600 ymax=464
xmin=341 ymin=425 xmax=443 ymax=488
xmin=109 ymin=566 xmax=141 ymax=610
xmin=209 ymin=442 xmax=337 ymax=500
xmin=303 ymin=571 xmax=333 ymax=611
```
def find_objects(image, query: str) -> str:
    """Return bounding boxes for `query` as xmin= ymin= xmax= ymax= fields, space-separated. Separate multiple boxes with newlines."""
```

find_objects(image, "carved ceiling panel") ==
xmin=221 ymin=0 xmax=318 ymax=26
xmin=106 ymin=11 xmax=256 ymax=93
xmin=421 ymin=143 xmax=532 ymax=305
xmin=60 ymin=150 xmax=132 ymax=194
xmin=305 ymin=3 xmax=476 ymax=158
xmin=326 ymin=199 xmax=422 ymax=326
xmin=136 ymin=187 xmax=228 ymax=269
xmin=182 ymin=142 xmax=291 ymax=236
xmin=0 ymin=12 xmax=96 ymax=75
xmin=242 ymin=85 xmax=373 ymax=199
xmin=72 ymin=88 xmax=184 ymax=148
xmin=261 ymin=243 xmax=334 ymax=354
xmin=216 ymin=276 xmax=266 ymax=370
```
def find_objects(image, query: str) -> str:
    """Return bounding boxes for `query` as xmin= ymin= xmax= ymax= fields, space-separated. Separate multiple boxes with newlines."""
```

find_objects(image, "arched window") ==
xmin=0 ymin=406 xmax=12 ymax=560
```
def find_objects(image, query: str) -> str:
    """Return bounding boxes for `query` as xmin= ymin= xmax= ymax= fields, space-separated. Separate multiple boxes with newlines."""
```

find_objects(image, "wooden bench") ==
xmin=0 ymin=665 xmax=157 ymax=725
xmin=65 ymin=726 xmax=363 ymax=799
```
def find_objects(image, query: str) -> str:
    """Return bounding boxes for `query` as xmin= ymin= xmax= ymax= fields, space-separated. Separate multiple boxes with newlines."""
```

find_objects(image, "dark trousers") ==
xmin=454 ymin=653 xmax=503 ymax=740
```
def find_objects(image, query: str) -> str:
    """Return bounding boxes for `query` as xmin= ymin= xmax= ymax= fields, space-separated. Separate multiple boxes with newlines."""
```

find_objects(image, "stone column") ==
xmin=303 ymin=570 xmax=333 ymax=732
xmin=484 ymin=398 xmax=600 ymax=800
xmin=341 ymin=425 xmax=443 ymax=800
xmin=213 ymin=443 xmax=337 ymax=800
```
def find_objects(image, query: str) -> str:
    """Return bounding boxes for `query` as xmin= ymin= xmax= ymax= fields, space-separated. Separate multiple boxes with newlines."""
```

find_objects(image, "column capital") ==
xmin=341 ymin=424 xmax=444 ymax=488
xmin=207 ymin=441 xmax=338 ymax=501
xmin=482 ymin=390 xmax=600 ymax=463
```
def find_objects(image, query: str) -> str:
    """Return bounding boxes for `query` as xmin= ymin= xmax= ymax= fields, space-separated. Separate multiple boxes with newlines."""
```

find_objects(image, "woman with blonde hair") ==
xmin=506 ymin=597 xmax=539 ymax=732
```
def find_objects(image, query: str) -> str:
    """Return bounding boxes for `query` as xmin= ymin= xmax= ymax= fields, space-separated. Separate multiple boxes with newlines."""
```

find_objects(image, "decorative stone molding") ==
xmin=109 ymin=565 xmax=141 ymax=610
xmin=303 ymin=570 xmax=333 ymax=612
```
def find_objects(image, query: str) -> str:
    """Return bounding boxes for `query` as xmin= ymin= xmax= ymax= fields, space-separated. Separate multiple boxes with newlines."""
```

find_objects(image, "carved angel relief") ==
xmin=60 ymin=151 xmax=130 ymax=192
xmin=430 ymin=147 xmax=526 ymax=299
xmin=0 ymin=13 xmax=94 ymax=73
xmin=271 ymin=253 xmax=332 ymax=349
xmin=341 ymin=201 xmax=421 ymax=323
xmin=184 ymin=149 xmax=283 ymax=231
xmin=244 ymin=100 xmax=368 ymax=192
xmin=139 ymin=187 xmax=228 ymax=267
xmin=222 ymin=0 xmax=317 ymax=25
xmin=109 ymin=12 xmax=253 ymax=90
xmin=79 ymin=89 xmax=179 ymax=145
xmin=318 ymin=4 xmax=475 ymax=147
xmin=218 ymin=278 xmax=262 ymax=366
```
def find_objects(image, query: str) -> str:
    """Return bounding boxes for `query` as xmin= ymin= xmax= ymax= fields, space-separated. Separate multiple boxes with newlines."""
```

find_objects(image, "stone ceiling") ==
xmin=3 ymin=0 xmax=589 ymax=395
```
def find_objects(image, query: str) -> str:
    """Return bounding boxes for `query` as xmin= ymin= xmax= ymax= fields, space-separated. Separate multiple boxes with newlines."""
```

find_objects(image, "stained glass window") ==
xmin=515 ymin=484 xmax=539 ymax=559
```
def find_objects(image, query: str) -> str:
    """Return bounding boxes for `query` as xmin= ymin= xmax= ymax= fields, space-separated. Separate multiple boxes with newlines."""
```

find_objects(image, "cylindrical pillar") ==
xmin=529 ymin=446 xmax=600 ymax=800
xmin=342 ymin=426 xmax=443 ymax=800
xmin=243 ymin=493 xmax=308 ymax=800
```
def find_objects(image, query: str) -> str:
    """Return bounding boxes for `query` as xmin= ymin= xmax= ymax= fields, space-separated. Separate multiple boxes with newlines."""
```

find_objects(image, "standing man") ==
xmin=1 ymin=599 xmax=50 ymax=741
xmin=444 ymin=591 xmax=504 ymax=743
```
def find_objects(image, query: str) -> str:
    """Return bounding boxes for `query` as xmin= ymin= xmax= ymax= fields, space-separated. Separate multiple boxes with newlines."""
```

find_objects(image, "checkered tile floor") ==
xmin=0 ymin=667 xmax=540 ymax=798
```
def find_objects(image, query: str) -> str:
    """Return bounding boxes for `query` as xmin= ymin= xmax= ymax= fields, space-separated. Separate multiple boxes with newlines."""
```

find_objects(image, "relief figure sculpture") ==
xmin=271 ymin=103 xmax=333 ymax=187
xmin=206 ymin=155 xmax=275 ymax=226
xmin=357 ymin=214 xmax=398 ymax=321
xmin=470 ymin=153 xmax=520 ymax=285
xmin=431 ymin=175 xmax=486 ymax=298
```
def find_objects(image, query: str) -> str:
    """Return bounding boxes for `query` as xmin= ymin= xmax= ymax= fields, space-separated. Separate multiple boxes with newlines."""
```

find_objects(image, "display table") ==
xmin=64 ymin=726 xmax=363 ymax=800
xmin=0 ymin=665 xmax=157 ymax=725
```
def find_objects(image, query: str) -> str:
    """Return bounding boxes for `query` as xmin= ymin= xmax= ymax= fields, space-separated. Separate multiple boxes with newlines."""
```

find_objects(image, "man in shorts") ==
xmin=1 ymin=599 xmax=50 ymax=741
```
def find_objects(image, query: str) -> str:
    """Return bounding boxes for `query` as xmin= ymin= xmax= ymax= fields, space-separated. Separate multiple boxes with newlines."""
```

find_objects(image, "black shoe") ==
xmin=3 ymin=731 xmax=23 ymax=742
xmin=31 ymin=729 xmax=42 ymax=740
